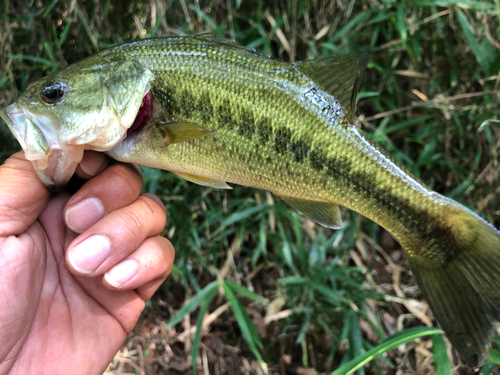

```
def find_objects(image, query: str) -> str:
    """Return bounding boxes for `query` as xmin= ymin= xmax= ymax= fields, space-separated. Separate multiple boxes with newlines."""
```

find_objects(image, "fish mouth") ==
xmin=29 ymin=147 xmax=84 ymax=192
xmin=1 ymin=104 xmax=30 ymax=150
xmin=128 ymin=90 xmax=152 ymax=136
xmin=0 ymin=88 xmax=152 ymax=191
xmin=0 ymin=104 xmax=84 ymax=191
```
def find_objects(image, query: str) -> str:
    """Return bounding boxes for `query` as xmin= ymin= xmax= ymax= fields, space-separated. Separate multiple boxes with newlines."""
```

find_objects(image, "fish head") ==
xmin=0 ymin=59 xmax=154 ymax=190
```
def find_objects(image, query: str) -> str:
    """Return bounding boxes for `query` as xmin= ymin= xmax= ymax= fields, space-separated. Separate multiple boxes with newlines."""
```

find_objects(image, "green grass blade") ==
xmin=6 ymin=53 xmax=56 ymax=67
xmin=191 ymin=286 xmax=218 ymax=373
xmin=224 ymin=279 xmax=266 ymax=303
xmin=431 ymin=335 xmax=452 ymax=375
xmin=42 ymin=0 xmax=59 ymax=18
xmin=350 ymin=313 xmax=364 ymax=375
xmin=219 ymin=203 xmax=268 ymax=228
xmin=455 ymin=8 xmax=490 ymax=72
xmin=278 ymin=276 xmax=306 ymax=285
xmin=58 ymin=20 xmax=72 ymax=48
xmin=329 ymin=8 xmax=373 ymax=43
xmin=222 ymin=282 xmax=266 ymax=366
xmin=76 ymin=6 xmax=98 ymax=50
xmin=42 ymin=42 xmax=55 ymax=63
xmin=166 ymin=280 xmax=219 ymax=327
xmin=331 ymin=327 xmax=444 ymax=375
xmin=492 ymin=335 xmax=500 ymax=346
xmin=295 ymin=310 xmax=312 ymax=345
xmin=150 ymin=14 xmax=162 ymax=37
xmin=397 ymin=5 xmax=407 ymax=44
xmin=488 ymin=348 xmax=500 ymax=365
xmin=479 ymin=360 xmax=497 ymax=375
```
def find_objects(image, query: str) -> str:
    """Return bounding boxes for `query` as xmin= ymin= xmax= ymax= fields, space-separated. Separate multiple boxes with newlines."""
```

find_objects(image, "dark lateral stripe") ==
xmin=154 ymin=85 xmax=451 ymax=248
xmin=270 ymin=129 xmax=451 ymax=248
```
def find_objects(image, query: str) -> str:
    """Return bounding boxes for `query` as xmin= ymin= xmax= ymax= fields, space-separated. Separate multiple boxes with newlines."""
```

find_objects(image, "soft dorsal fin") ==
xmin=279 ymin=196 xmax=343 ymax=229
xmin=294 ymin=54 xmax=369 ymax=123
xmin=173 ymin=172 xmax=232 ymax=189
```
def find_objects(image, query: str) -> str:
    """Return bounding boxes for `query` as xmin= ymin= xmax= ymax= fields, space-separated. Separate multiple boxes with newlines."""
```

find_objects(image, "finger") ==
xmin=66 ymin=194 xmax=167 ymax=276
xmin=136 ymin=276 xmax=169 ymax=302
xmin=64 ymin=162 xmax=143 ymax=233
xmin=75 ymin=151 xmax=110 ymax=180
xmin=0 ymin=151 xmax=50 ymax=236
xmin=102 ymin=236 xmax=174 ymax=297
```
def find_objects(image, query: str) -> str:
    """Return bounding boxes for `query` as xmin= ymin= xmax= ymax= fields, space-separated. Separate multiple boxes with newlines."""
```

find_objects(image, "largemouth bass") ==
xmin=1 ymin=36 xmax=499 ymax=367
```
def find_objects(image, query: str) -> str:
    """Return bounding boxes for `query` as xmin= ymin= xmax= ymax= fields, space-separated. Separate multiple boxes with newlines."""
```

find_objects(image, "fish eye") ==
xmin=40 ymin=81 xmax=65 ymax=104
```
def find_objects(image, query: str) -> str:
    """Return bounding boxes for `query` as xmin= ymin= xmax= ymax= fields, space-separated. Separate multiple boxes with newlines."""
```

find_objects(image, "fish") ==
xmin=0 ymin=35 xmax=499 ymax=367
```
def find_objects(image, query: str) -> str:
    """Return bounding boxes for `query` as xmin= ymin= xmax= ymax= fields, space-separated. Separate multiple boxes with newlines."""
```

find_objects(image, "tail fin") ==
xmin=407 ymin=203 xmax=500 ymax=367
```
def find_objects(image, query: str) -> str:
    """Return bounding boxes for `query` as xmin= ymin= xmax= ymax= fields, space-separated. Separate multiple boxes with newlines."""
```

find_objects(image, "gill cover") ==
xmin=0 ymin=60 xmax=154 ymax=190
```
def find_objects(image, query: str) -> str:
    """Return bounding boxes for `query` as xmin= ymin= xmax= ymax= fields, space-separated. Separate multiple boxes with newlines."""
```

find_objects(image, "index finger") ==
xmin=64 ymin=161 xmax=145 ymax=233
xmin=0 ymin=151 xmax=50 ymax=236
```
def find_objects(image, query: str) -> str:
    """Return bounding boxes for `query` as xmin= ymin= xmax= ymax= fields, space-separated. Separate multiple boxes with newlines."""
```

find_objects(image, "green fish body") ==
xmin=1 ymin=36 xmax=499 ymax=367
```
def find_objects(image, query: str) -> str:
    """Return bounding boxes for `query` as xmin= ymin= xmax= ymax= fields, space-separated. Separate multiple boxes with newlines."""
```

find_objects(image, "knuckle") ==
xmin=158 ymin=236 xmax=174 ymax=255
xmin=138 ymin=196 xmax=167 ymax=228
xmin=115 ymin=197 xmax=162 ymax=237
xmin=0 ymin=202 xmax=31 ymax=236
xmin=105 ymin=166 xmax=142 ymax=199
xmin=115 ymin=209 xmax=147 ymax=240
xmin=144 ymin=241 xmax=163 ymax=267
xmin=140 ymin=237 xmax=173 ymax=274
xmin=155 ymin=237 xmax=175 ymax=271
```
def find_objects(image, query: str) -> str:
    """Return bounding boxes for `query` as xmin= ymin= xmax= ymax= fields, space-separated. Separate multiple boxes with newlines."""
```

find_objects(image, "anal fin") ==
xmin=279 ymin=196 xmax=343 ymax=229
xmin=174 ymin=172 xmax=232 ymax=189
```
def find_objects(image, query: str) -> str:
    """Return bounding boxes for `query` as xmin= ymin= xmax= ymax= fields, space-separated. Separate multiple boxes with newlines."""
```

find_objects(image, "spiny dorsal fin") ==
xmin=189 ymin=34 xmax=267 ymax=57
xmin=174 ymin=172 xmax=232 ymax=189
xmin=159 ymin=122 xmax=213 ymax=145
xmin=294 ymin=54 xmax=369 ymax=123
xmin=279 ymin=196 xmax=343 ymax=229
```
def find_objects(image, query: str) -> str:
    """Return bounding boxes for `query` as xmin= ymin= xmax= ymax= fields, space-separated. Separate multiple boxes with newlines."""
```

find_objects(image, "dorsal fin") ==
xmin=294 ymin=54 xmax=369 ymax=123
xmin=190 ymin=34 xmax=266 ymax=56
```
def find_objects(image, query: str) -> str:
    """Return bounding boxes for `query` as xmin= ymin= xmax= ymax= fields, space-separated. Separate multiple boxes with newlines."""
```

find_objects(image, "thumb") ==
xmin=0 ymin=151 xmax=51 ymax=237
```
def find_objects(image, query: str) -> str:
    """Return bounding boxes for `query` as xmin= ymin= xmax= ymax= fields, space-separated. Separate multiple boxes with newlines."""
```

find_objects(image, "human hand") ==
xmin=0 ymin=151 xmax=174 ymax=374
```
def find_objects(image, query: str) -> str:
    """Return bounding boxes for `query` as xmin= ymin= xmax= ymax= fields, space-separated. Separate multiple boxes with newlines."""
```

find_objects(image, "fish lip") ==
xmin=0 ymin=105 xmax=54 ymax=187
xmin=1 ymin=104 xmax=84 ymax=190
xmin=0 ymin=104 xmax=27 ymax=149
xmin=33 ymin=166 xmax=59 ymax=191
xmin=28 ymin=147 xmax=85 ymax=191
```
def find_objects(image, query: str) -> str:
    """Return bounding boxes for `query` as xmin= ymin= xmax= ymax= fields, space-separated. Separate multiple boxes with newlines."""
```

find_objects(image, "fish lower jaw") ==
xmin=32 ymin=145 xmax=85 ymax=190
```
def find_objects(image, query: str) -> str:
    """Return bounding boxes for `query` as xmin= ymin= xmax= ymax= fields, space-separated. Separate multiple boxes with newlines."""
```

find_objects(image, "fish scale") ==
xmin=1 ymin=36 xmax=499 ymax=367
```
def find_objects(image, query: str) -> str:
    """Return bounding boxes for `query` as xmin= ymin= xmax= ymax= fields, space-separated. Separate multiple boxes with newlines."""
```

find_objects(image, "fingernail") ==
xmin=66 ymin=197 xmax=105 ymax=233
xmin=68 ymin=235 xmax=111 ymax=274
xmin=104 ymin=259 xmax=138 ymax=288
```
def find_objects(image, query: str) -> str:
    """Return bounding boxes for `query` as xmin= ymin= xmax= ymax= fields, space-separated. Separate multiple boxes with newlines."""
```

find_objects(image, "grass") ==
xmin=1 ymin=0 xmax=500 ymax=374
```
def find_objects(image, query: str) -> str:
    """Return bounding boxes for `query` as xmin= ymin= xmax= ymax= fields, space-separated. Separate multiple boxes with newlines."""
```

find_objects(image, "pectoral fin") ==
xmin=174 ymin=172 xmax=232 ymax=189
xmin=279 ymin=196 xmax=343 ymax=229
xmin=159 ymin=122 xmax=213 ymax=145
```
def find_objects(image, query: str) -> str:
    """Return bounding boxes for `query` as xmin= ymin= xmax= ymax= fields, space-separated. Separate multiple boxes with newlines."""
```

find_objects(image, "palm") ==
xmin=0 ymin=152 xmax=174 ymax=375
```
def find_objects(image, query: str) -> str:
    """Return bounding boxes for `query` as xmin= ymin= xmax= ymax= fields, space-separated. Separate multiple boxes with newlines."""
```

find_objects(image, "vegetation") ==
xmin=1 ymin=0 xmax=499 ymax=373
